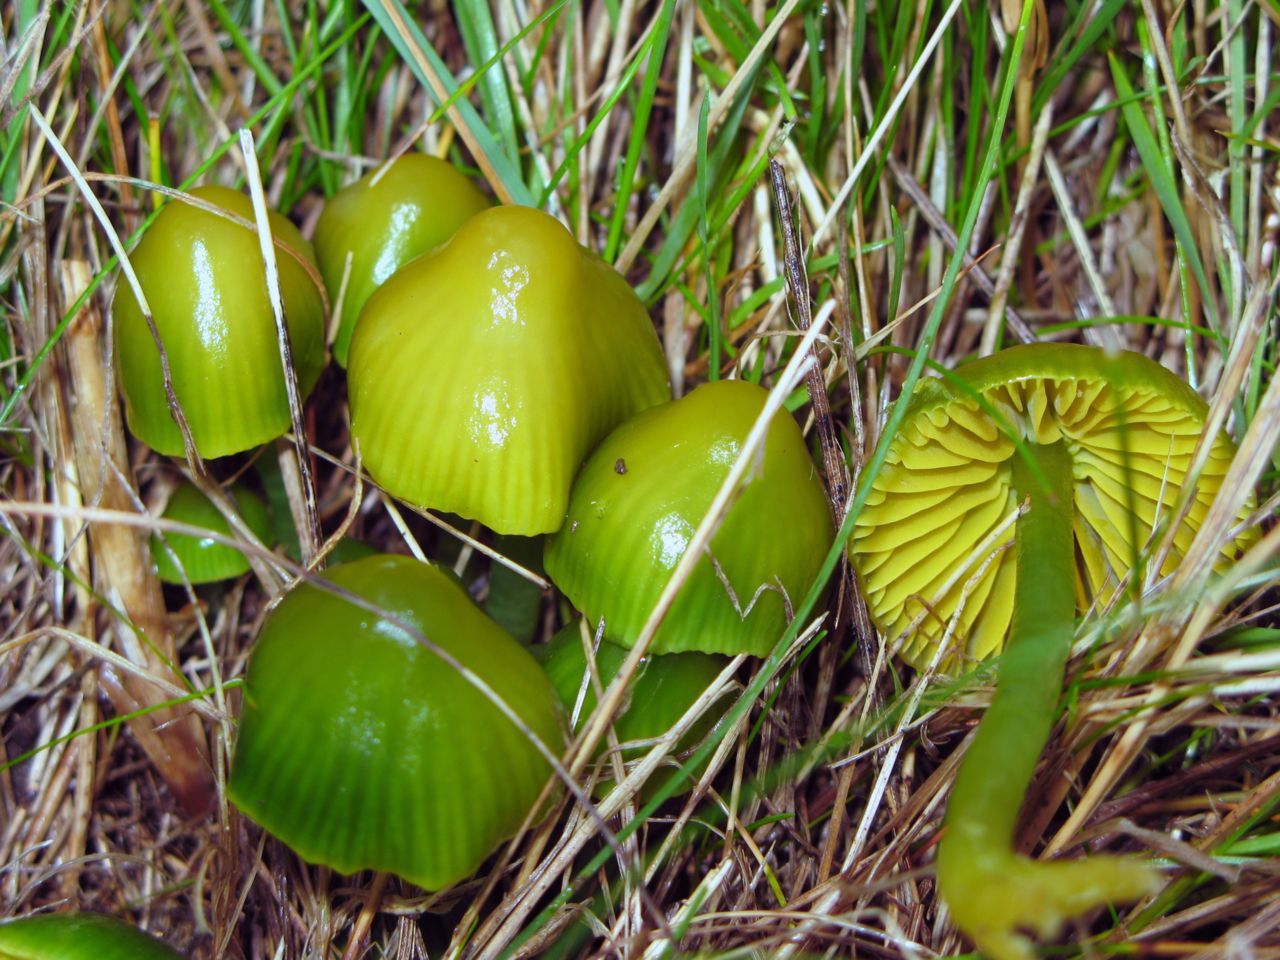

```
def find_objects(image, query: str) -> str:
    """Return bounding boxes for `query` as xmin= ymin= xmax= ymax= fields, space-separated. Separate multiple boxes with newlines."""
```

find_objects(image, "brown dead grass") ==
xmin=2 ymin=1 xmax=1279 ymax=959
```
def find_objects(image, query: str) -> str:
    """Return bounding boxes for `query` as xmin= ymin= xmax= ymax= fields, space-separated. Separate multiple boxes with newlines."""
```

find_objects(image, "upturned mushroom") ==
xmin=544 ymin=379 xmax=834 ymax=657
xmin=313 ymin=153 xmax=490 ymax=366
xmin=112 ymin=186 xmax=326 ymax=458
xmin=849 ymin=343 xmax=1257 ymax=960
xmin=347 ymin=205 xmax=670 ymax=535
xmin=228 ymin=554 xmax=565 ymax=890
xmin=0 ymin=913 xmax=184 ymax=959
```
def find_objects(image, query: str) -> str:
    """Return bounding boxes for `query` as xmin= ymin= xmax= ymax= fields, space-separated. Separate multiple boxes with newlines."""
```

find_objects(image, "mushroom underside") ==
xmin=852 ymin=375 xmax=1249 ymax=669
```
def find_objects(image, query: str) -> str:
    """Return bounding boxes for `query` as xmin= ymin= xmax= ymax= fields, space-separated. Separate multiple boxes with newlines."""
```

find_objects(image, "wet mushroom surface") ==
xmin=851 ymin=342 xmax=1255 ymax=671
xmin=849 ymin=342 xmax=1258 ymax=960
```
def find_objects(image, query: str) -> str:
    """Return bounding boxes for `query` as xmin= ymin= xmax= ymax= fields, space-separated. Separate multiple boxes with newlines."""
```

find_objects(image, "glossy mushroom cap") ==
xmin=151 ymin=480 xmax=272 ymax=584
xmin=544 ymin=379 xmax=834 ymax=657
xmin=348 ymin=205 xmax=671 ymax=535
xmin=314 ymin=154 xmax=490 ymax=367
xmin=0 ymin=913 xmax=185 ymax=960
xmin=228 ymin=554 xmax=565 ymax=891
xmin=113 ymin=185 xmax=326 ymax=458
xmin=851 ymin=343 xmax=1257 ymax=670
xmin=536 ymin=621 xmax=729 ymax=798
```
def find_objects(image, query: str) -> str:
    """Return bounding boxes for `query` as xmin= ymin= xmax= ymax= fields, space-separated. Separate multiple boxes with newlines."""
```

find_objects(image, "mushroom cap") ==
xmin=151 ymin=480 xmax=272 ymax=584
xmin=347 ymin=204 xmax=671 ymax=535
xmin=544 ymin=379 xmax=834 ymax=656
xmin=228 ymin=554 xmax=565 ymax=891
xmin=850 ymin=343 xmax=1257 ymax=670
xmin=112 ymin=185 xmax=326 ymax=458
xmin=0 ymin=913 xmax=185 ymax=960
xmin=314 ymin=154 xmax=490 ymax=367
xmin=535 ymin=621 xmax=729 ymax=798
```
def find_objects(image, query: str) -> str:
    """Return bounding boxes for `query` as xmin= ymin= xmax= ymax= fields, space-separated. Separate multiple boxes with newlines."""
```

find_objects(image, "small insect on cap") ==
xmin=850 ymin=343 xmax=1257 ymax=670
xmin=545 ymin=379 xmax=834 ymax=657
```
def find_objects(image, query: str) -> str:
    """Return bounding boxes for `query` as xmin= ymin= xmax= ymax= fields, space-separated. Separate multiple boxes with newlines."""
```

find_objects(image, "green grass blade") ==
xmin=360 ymin=0 xmax=535 ymax=206
xmin=1108 ymin=51 xmax=1218 ymax=333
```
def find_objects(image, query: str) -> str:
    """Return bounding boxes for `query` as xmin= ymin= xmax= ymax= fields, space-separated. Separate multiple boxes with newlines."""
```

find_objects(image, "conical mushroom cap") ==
xmin=536 ymin=621 xmax=729 ymax=798
xmin=0 ymin=913 xmax=185 ymax=960
xmin=228 ymin=554 xmax=565 ymax=891
xmin=850 ymin=343 xmax=1258 ymax=670
xmin=544 ymin=380 xmax=834 ymax=656
xmin=151 ymin=480 xmax=272 ymax=584
xmin=314 ymin=154 xmax=490 ymax=366
xmin=112 ymin=186 xmax=326 ymax=458
xmin=348 ymin=205 xmax=671 ymax=535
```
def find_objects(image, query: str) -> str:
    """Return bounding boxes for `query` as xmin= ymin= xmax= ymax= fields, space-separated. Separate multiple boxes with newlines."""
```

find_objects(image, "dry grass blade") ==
xmin=3 ymin=2 xmax=1277 ymax=958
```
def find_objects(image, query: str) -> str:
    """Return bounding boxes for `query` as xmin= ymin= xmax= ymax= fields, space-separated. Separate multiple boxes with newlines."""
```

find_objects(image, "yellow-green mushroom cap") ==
xmin=151 ymin=480 xmax=272 ymax=584
xmin=314 ymin=154 xmax=490 ymax=367
xmin=348 ymin=205 xmax=671 ymax=535
xmin=850 ymin=342 xmax=1258 ymax=671
xmin=112 ymin=185 xmax=326 ymax=458
xmin=0 ymin=913 xmax=184 ymax=960
xmin=536 ymin=621 xmax=729 ymax=798
xmin=228 ymin=554 xmax=565 ymax=890
xmin=544 ymin=380 xmax=834 ymax=657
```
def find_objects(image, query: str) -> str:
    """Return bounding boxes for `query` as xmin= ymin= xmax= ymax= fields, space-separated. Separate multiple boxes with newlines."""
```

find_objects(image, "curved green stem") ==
xmin=937 ymin=440 xmax=1158 ymax=960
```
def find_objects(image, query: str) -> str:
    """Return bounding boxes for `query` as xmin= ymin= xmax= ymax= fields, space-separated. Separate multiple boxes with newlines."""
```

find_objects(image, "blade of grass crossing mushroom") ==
xmin=239 ymin=128 xmax=320 ymax=564
xmin=1046 ymin=319 xmax=1280 ymax=857
xmin=476 ymin=307 xmax=835 ymax=960
xmin=769 ymin=1 xmax=1048 ymax=949
xmin=565 ymin=309 xmax=833 ymax=787
xmin=511 ymin=0 xmax=1040 ymax=950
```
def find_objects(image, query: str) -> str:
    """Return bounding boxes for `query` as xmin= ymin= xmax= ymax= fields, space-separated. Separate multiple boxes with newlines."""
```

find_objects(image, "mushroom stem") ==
xmin=937 ymin=440 xmax=1158 ymax=960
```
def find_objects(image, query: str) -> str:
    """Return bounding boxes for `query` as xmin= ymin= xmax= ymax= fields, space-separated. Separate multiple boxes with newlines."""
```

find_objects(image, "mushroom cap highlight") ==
xmin=347 ymin=204 xmax=671 ymax=535
xmin=850 ymin=343 xmax=1257 ymax=670
xmin=151 ymin=480 xmax=272 ymax=584
xmin=544 ymin=379 xmax=834 ymax=657
xmin=112 ymin=185 xmax=326 ymax=458
xmin=314 ymin=153 xmax=490 ymax=366
xmin=228 ymin=554 xmax=565 ymax=891
xmin=0 ymin=913 xmax=185 ymax=960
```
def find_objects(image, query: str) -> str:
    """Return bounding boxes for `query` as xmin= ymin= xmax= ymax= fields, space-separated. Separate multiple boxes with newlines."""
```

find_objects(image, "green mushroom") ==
xmin=313 ymin=153 xmax=490 ymax=366
xmin=347 ymin=205 xmax=670 ymax=536
xmin=112 ymin=185 xmax=326 ymax=459
xmin=536 ymin=620 xmax=730 ymax=798
xmin=849 ymin=343 xmax=1257 ymax=960
xmin=545 ymin=379 xmax=834 ymax=657
xmin=0 ymin=913 xmax=184 ymax=960
xmin=228 ymin=554 xmax=566 ymax=890
xmin=150 ymin=480 xmax=272 ymax=584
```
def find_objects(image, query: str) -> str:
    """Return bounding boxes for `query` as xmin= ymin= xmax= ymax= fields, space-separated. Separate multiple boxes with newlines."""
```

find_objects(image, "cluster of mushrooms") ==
xmin=2 ymin=155 xmax=1258 ymax=960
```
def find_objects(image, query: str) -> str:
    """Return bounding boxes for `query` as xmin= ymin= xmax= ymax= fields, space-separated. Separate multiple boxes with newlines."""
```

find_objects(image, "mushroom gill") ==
xmin=851 ymin=344 xmax=1253 ymax=670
